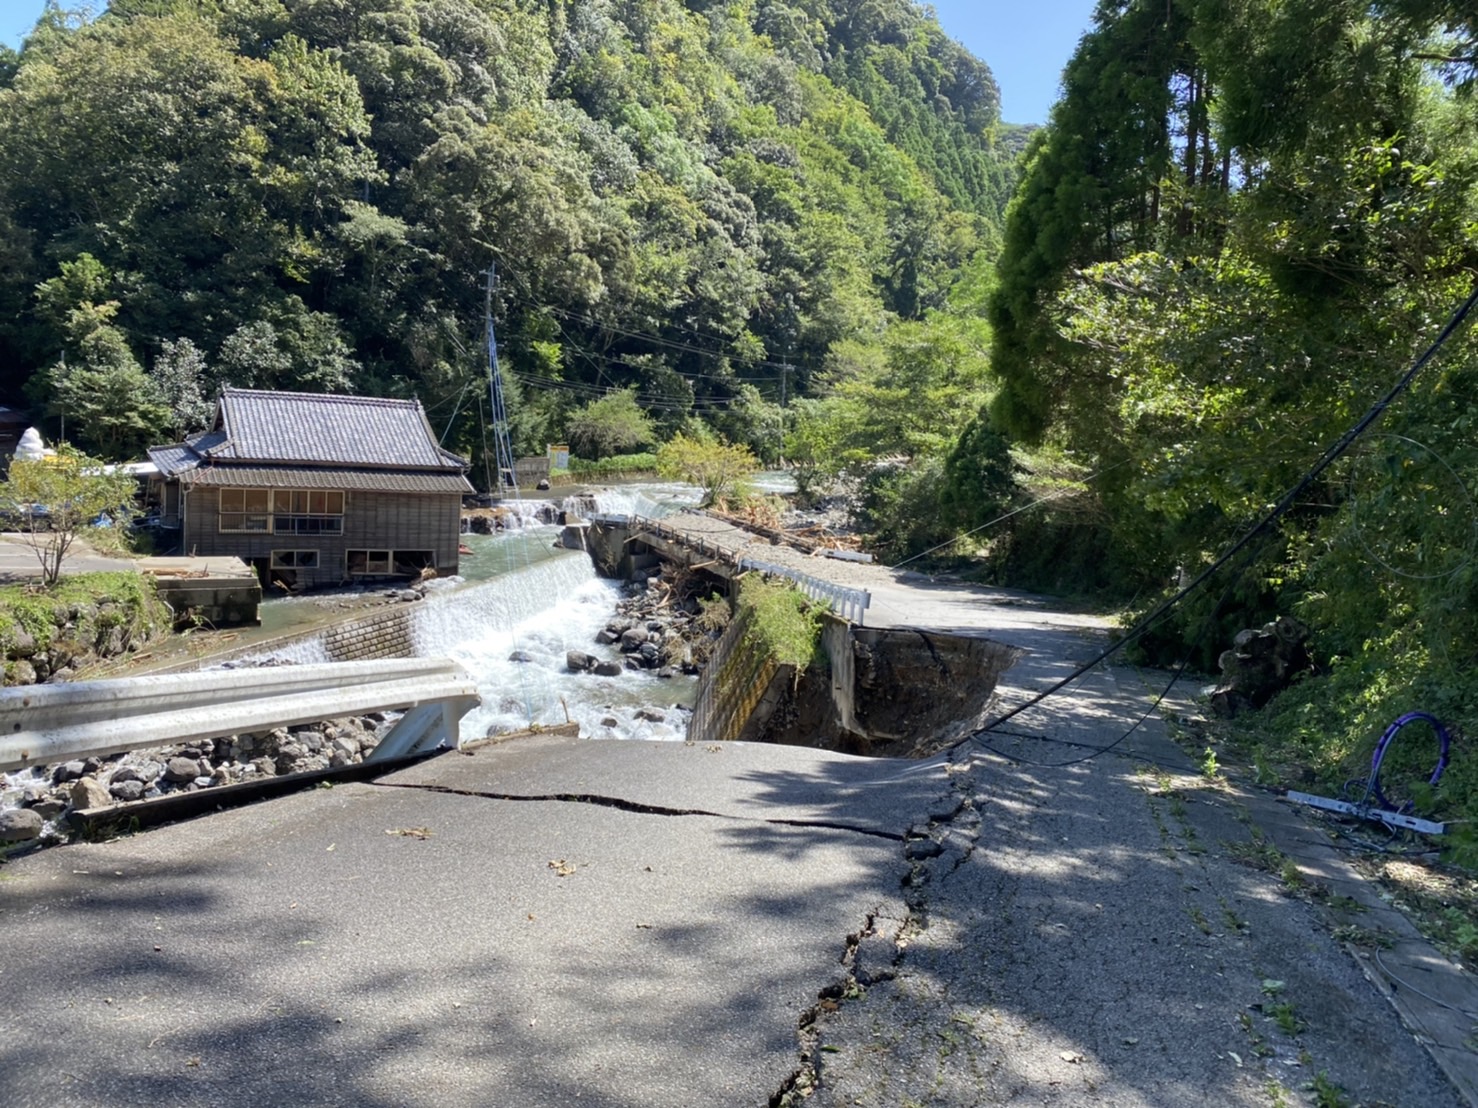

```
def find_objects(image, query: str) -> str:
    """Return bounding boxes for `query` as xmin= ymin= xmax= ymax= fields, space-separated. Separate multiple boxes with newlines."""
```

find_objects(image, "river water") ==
xmin=248 ymin=481 xmax=717 ymax=742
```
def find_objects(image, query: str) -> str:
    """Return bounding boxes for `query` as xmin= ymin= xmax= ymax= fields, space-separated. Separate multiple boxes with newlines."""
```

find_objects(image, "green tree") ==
xmin=1 ymin=447 xmax=138 ymax=587
xmin=656 ymin=432 xmax=758 ymax=508
xmin=564 ymin=388 xmax=656 ymax=459
xmin=152 ymin=338 xmax=213 ymax=441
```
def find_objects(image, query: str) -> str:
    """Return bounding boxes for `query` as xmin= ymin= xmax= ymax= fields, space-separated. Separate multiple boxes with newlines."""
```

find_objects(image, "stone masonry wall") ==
xmin=321 ymin=606 xmax=415 ymax=661
xmin=174 ymin=603 xmax=419 ymax=672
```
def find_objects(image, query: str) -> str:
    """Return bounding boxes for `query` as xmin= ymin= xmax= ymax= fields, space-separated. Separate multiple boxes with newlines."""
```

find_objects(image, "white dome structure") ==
xmin=14 ymin=427 xmax=48 ymax=461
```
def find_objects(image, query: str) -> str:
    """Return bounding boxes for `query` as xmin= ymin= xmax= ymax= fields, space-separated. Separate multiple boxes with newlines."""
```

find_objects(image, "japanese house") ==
xmin=148 ymin=388 xmax=473 ymax=589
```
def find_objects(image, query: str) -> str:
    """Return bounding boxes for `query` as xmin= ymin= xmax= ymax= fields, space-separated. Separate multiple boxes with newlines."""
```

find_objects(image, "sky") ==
xmin=0 ymin=0 xmax=1098 ymax=125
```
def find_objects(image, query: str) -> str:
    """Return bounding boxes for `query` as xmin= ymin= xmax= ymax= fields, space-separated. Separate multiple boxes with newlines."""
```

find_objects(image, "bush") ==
xmin=737 ymin=577 xmax=822 ymax=671
xmin=656 ymin=434 xmax=758 ymax=508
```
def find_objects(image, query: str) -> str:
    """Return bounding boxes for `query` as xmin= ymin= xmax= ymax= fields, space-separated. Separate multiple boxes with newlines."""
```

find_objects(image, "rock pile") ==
xmin=566 ymin=568 xmax=728 ymax=680
xmin=0 ymin=711 xmax=399 ymax=847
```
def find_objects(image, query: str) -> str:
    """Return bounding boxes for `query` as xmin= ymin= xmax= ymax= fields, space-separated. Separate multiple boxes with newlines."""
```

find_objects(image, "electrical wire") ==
xmin=511 ymin=371 xmax=742 ymax=411
xmin=1372 ymin=947 xmax=1478 ymax=1020
xmin=507 ymin=292 xmax=800 ymax=373
xmin=962 ymin=280 xmax=1478 ymax=766
xmin=890 ymin=458 xmax=1131 ymax=570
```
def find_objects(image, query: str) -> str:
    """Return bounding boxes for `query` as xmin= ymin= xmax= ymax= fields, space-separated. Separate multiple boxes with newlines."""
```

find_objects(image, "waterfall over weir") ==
xmin=245 ymin=532 xmax=696 ymax=743
xmin=414 ymin=544 xmax=694 ymax=742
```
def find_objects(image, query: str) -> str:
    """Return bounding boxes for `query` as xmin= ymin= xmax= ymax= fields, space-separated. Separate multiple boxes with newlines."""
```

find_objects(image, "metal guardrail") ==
xmin=0 ymin=658 xmax=480 ymax=772
xmin=737 ymin=557 xmax=871 ymax=625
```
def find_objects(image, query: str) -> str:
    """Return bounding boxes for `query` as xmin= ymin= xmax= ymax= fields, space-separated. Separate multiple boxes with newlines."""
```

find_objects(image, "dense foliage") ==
xmin=0 ymin=0 xmax=1020 ymax=485
xmin=940 ymin=0 xmax=1478 ymax=842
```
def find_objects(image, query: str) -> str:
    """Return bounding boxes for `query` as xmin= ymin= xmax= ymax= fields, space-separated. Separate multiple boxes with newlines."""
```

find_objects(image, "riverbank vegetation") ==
xmin=6 ymin=3 xmax=1478 ymax=855
xmin=0 ymin=571 xmax=171 ymax=685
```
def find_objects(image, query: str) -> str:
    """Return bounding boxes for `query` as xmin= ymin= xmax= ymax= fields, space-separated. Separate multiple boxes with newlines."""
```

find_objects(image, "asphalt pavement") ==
xmin=1 ymin=571 xmax=1474 ymax=1107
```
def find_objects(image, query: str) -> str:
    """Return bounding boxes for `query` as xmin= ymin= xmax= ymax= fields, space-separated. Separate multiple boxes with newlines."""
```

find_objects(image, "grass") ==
xmin=567 ymin=452 xmax=659 ymax=478
xmin=0 ymin=571 xmax=171 ymax=675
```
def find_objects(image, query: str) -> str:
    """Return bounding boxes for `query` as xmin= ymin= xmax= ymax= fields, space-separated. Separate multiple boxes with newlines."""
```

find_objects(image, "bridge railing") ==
xmin=0 ymin=658 xmax=480 ymax=773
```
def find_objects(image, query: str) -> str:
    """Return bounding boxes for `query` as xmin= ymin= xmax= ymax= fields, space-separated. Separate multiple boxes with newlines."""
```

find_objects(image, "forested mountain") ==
xmin=945 ymin=0 xmax=1478 ymax=822
xmin=0 ymin=0 xmax=1021 ymax=469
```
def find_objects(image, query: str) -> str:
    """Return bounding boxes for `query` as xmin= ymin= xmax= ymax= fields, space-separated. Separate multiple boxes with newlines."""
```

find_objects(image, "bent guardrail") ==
xmin=0 ymin=658 xmax=480 ymax=772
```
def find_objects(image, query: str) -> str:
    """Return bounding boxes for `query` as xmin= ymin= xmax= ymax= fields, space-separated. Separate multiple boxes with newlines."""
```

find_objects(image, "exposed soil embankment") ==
xmin=746 ymin=621 xmax=1021 ymax=757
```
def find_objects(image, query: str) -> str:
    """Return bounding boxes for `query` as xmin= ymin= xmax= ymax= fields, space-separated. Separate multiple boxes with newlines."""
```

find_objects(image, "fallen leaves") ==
xmin=386 ymin=827 xmax=432 ymax=840
xmin=548 ymin=859 xmax=576 ymax=877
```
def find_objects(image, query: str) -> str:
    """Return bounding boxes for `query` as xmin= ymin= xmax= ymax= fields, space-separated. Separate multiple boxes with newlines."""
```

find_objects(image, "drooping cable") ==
xmin=962 ymin=280 xmax=1478 ymax=764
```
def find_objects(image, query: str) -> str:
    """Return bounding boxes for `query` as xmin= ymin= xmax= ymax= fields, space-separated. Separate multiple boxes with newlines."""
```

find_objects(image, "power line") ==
xmin=963 ymin=279 xmax=1478 ymax=768
xmin=509 ymin=293 xmax=799 ymax=373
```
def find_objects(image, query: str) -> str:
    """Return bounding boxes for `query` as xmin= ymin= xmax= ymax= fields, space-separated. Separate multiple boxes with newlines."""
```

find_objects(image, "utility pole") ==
xmin=485 ymin=263 xmax=518 ymax=494
xmin=778 ymin=356 xmax=790 ymax=468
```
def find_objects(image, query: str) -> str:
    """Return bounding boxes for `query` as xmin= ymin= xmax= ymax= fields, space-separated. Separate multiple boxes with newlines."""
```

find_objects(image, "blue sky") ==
xmin=0 ymin=0 xmax=1097 ymax=124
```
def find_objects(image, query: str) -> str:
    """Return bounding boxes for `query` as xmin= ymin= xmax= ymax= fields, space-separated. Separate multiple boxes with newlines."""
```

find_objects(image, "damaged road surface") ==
xmin=0 ymin=737 xmax=942 ymax=1107
xmin=2 ymin=650 xmax=1473 ymax=1106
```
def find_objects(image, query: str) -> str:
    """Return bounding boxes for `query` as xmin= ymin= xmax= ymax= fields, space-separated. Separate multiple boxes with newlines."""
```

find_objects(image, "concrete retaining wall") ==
xmin=689 ymin=611 xmax=1021 ymax=756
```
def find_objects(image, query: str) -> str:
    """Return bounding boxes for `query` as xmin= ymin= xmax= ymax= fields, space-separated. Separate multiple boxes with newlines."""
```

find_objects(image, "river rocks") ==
xmin=567 ymin=650 xmax=598 ymax=673
xmin=164 ymin=756 xmax=201 ymax=783
xmin=51 ymin=761 xmax=86 ymax=784
xmin=109 ymin=779 xmax=146 ymax=802
xmin=0 ymin=710 xmax=402 ymax=851
xmin=0 ymin=808 xmax=43 ymax=843
xmin=70 ymin=777 xmax=112 ymax=810
xmin=634 ymin=707 xmax=666 ymax=723
xmin=509 ymin=650 xmax=535 ymax=663
xmin=593 ymin=660 xmax=623 ymax=677
xmin=620 ymin=627 xmax=650 ymax=652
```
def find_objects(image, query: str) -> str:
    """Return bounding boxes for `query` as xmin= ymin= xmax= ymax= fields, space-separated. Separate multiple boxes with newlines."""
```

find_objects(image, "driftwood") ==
xmin=1209 ymin=615 xmax=1311 ymax=717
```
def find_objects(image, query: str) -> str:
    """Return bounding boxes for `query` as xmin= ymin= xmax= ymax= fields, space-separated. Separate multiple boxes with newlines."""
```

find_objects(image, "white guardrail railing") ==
xmin=0 ymin=658 xmax=480 ymax=773
xmin=737 ymin=556 xmax=871 ymax=625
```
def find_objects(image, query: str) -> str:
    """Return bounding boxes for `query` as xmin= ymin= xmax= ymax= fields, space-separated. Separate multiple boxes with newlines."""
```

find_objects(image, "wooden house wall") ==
xmin=181 ymin=486 xmax=461 ymax=588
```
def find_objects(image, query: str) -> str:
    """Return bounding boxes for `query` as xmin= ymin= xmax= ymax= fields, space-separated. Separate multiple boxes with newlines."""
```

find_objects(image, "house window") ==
xmin=271 ymin=489 xmax=344 ymax=534
xmin=219 ymin=488 xmax=271 ymax=532
xmin=347 ymin=550 xmax=393 ymax=576
xmin=218 ymin=488 xmax=344 ymax=534
xmin=346 ymin=550 xmax=434 ymax=577
xmin=270 ymin=550 xmax=320 ymax=570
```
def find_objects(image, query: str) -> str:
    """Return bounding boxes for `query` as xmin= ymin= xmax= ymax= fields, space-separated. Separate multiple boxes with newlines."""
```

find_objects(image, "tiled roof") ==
xmin=149 ymin=389 xmax=472 ymax=479
xmin=183 ymin=466 xmax=473 ymax=494
xmin=147 ymin=444 xmax=200 ymax=477
xmin=213 ymin=388 xmax=466 ymax=470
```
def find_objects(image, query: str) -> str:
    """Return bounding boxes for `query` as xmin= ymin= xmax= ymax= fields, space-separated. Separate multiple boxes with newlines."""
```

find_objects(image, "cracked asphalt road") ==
xmin=798 ymin=614 xmax=1469 ymax=1108
xmin=0 ymin=738 xmax=938 ymax=1107
xmin=1 ymin=576 xmax=1471 ymax=1106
